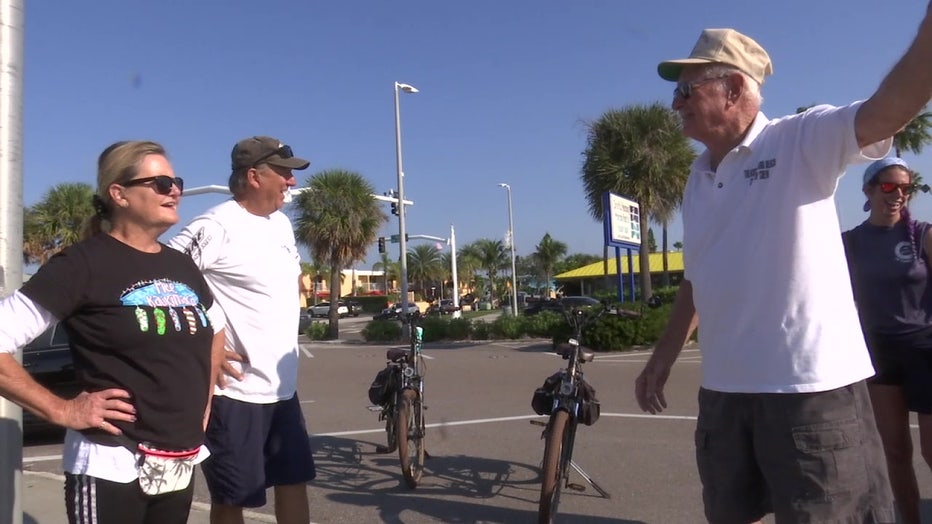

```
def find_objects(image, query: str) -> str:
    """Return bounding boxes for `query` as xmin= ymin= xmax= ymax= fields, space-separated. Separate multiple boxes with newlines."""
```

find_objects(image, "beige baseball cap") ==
xmin=658 ymin=28 xmax=773 ymax=85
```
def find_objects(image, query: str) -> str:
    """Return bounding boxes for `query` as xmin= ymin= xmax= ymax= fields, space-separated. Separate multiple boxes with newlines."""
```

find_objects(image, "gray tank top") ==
xmin=843 ymin=220 xmax=932 ymax=336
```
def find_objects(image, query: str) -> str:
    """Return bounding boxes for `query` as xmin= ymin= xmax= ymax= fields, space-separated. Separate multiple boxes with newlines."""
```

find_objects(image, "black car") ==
xmin=22 ymin=324 xmax=80 ymax=433
xmin=522 ymin=296 xmax=601 ymax=316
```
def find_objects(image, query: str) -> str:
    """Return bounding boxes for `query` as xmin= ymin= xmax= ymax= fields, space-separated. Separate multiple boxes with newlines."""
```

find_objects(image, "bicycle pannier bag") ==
xmin=577 ymin=378 xmax=601 ymax=426
xmin=368 ymin=366 xmax=398 ymax=406
xmin=531 ymin=372 xmax=563 ymax=416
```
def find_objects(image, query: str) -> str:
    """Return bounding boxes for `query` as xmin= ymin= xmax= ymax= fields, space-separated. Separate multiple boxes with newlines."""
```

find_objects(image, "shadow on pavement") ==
xmin=311 ymin=435 xmax=642 ymax=523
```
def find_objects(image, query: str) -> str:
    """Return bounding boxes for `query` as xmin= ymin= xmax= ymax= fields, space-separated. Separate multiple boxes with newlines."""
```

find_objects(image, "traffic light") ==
xmin=391 ymin=202 xmax=399 ymax=215
xmin=378 ymin=237 xmax=386 ymax=253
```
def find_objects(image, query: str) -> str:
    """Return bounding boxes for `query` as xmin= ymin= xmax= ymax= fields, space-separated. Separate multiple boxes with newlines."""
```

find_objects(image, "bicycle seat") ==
xmin=386 ymin=347 xmax=409 ymax=362
xmin=555 ymin=343 xmax=595 ymax=363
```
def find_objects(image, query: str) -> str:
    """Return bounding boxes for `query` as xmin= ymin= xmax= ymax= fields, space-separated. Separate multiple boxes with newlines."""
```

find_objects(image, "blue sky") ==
xmin=22 ymin=0 xmax=932 ymax=268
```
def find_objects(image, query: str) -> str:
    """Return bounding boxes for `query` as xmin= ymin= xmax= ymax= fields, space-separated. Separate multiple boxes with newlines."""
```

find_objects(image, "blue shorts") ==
xmin=201 ymin=394 xmax=316 ymax=507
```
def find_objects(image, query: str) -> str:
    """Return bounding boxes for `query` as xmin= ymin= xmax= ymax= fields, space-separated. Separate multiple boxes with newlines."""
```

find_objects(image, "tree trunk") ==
xmin=639 ymin=210 xmax=652 ymax=300
xmin=328 ymin=265 xmax=341 ymax=340
xmin=661 ymin=221 xmax=670 ymax=288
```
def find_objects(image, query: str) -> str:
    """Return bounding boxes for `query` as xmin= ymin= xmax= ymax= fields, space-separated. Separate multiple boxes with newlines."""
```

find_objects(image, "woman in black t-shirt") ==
xmin=0 ymin=141 xmax=221 ymax=524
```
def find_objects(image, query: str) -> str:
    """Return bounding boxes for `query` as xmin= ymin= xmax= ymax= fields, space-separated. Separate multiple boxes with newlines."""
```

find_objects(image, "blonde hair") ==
xmin=81 ymin=140 xmax=167 ymax=239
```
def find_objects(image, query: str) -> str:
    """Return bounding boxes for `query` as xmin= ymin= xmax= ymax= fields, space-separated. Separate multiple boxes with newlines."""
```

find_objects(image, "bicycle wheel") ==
xmin=539 ymin=410 xmax=571 ymax=524
xmin=397 ymin=388 xmax=425 ymax=488
xmin=384 ymin=407 xmax=398 ymax=453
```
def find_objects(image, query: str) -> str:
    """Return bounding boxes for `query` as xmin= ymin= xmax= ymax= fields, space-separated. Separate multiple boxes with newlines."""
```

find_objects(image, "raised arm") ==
xmin=856 ymin=2 xmax=932 ymax=148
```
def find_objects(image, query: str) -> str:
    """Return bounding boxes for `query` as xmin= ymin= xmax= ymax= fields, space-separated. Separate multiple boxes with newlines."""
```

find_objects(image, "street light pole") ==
xmin=394 ymin=81 xmax=418 ymax=317
xmin=498 ymin=183 xmax=518 ymax=315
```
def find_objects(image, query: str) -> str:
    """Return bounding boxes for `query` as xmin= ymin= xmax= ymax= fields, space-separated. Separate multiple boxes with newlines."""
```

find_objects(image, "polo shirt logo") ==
xmin=744 ymin=158 xmax=776 ymax=185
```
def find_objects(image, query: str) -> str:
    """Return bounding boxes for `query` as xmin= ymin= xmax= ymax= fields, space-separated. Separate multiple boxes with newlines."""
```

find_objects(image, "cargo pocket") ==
xmin=790 ymin=418 xmax=867 ymax=505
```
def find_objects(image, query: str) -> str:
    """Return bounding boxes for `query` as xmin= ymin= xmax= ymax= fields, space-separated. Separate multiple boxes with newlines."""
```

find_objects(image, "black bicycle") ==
xmin=531 ymin=305 xmax=610 ymax=523
xmin=367 ymin=313 xmax=427 ymax=488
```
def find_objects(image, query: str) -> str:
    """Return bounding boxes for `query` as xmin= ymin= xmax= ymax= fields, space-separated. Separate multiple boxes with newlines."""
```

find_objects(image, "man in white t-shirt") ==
xmin=170 ymin=136 xmax=314 ymax=524
xmin=634 ymin=12 xmax=932 ymax=522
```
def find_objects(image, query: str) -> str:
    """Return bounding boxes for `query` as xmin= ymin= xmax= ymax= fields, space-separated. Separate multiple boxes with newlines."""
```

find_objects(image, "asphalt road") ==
xmin=21 ymin=315 xmax=932 ymax=522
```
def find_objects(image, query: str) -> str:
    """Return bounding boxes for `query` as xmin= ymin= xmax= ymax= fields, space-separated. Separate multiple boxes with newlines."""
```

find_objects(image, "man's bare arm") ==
xmin=856 ymin=2 xmax=932 ymax=148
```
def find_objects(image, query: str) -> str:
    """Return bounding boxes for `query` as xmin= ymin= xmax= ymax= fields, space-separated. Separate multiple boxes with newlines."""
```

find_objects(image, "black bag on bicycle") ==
xmin=577 ymin=378 xmax=601 ymax=426
xmin=368 ymin=366 xmax=399 ymax=406
xmin=531 ymin=371 xmax=563 ymax=416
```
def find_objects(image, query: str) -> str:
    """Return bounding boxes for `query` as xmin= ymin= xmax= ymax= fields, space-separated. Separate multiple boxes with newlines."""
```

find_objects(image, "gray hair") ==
xmin=702 ymin=64 xmax=763 ymax=106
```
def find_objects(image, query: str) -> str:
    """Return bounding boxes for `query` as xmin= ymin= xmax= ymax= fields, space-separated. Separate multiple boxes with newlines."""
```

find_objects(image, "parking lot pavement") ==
xmin=20 ymin=340 xmax=932 ymax=522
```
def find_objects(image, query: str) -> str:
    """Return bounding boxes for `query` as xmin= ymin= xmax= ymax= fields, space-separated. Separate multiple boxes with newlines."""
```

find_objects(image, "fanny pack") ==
xmin=136 ymin=443 xmax=199 ymax=495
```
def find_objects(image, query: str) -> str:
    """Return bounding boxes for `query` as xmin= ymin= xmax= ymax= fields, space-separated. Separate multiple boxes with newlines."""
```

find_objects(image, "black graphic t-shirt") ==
xmin=21 ymin=234 xmax=214 ymax=450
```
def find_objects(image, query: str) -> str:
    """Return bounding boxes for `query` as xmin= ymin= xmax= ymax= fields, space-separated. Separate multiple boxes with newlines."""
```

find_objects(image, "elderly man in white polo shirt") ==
xmin=635 ymin=9 xmax=932 ymax=522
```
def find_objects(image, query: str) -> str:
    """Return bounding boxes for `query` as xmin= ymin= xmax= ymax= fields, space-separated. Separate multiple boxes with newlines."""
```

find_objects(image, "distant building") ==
xmin=554 ymin=251 xmax=684 ymax=297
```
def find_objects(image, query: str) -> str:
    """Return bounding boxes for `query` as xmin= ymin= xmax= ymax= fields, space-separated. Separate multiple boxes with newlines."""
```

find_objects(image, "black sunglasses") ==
xmin=673 ymin=75 xmax=729 ymax=100
xmin=121 ymin=175 xmax=184 ymax=195
xmin=252 ymin=145 xmax=294 ymax=167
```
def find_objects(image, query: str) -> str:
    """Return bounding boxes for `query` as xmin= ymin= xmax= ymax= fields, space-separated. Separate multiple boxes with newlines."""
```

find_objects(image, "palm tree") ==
xmin=372 ymin=252 xmax=399 ymax=296
xmin=23 ymin=183 xmax=95 ymax=264
xmin=407 ymin=244 xmax=443 ymax=300
xmin=466 ymin=239 xmax=509 ymax=302
xmin=894 ymin=109 xmax=932 ymax=157
xmin=438 ymin=252 xmax=453 ymax=298
xmin=581 ymin=102 xmax=694 ymax=300
xmin=455 ymin=244 xmax=482 ymax=300
xmin=292 ymin=169 xmax=386 ymax=339
xmin=532 ymin=233 xmax=567 ymax=298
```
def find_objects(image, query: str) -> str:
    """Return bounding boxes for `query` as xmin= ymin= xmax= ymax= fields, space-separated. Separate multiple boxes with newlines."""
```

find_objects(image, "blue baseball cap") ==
xmin=863 ymin=157 xmax=910 ymax=186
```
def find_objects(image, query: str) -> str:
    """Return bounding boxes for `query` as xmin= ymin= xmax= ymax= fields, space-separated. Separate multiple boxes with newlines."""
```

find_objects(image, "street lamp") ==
xmin=395 ymin=81 xmax=418 ymax=317
xmin=498 ymin=183 xmax=518 ymax=315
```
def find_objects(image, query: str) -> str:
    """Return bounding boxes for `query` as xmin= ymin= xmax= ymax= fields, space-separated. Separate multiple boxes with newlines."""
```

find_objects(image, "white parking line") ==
xmin=300 ymin=346 xmax=314 ymax=358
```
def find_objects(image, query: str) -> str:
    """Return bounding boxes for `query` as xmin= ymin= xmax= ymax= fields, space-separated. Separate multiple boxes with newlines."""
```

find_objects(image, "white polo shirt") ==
xmin=169 ymin=200 xmax=301 ymax=403
xmin=683 ymin=101 xmax=890 ymax=393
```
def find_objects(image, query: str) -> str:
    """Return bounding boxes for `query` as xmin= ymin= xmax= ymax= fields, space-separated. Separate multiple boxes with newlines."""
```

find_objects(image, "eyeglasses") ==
xmin=121 ymin=175 xmax=184 ymax=195
xmin=252 ymin=145 xmax=294 ymax=167
xmin=876 ymin=182 xmax=918 ymax=195
xmin=673 ymin=75 xmax=729 ymax=100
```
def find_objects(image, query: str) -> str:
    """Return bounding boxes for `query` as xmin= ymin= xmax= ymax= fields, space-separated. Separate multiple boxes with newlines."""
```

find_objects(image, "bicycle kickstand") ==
xmin=568 ymin=460 xmax=612 ymax=499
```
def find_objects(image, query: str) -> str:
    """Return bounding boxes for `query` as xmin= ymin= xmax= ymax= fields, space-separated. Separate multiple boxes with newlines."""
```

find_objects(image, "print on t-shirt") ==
xmin=122 ymin=278 xmax=210 ymax=335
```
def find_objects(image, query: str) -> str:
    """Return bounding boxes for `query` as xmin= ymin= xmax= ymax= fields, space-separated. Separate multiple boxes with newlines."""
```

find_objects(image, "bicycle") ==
xmin=531 ymin=304 xmax=611 ymax=524
xmin=367 ymin=312 xmax=427 ymax=488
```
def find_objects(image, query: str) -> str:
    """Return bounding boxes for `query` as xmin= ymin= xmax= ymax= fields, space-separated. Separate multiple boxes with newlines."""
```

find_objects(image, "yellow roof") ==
xmin=554 ymin=251 xmax=684 ymax=279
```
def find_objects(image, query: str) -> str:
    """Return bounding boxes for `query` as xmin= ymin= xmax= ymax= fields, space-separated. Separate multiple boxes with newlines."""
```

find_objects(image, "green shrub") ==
xmin=491 ymin=314 xmax=524 ymax=339
xmin=304 ymin=322 xmax=330 ymax=341
xmin=446 ymin=317 xmax=472 ymax=340
xmin=522 ymin=311 xmax=564 ymax=339
xmin=361 ymin=320 xmax=402 ymax=342
xmin=418 ymin=316 xmax=449 ymax=342
xmin=471 ymin=321 xmax=492 ymax=340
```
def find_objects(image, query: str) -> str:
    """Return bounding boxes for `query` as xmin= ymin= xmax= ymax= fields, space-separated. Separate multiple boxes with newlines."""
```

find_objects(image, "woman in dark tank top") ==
xmin=843 ymin=156 xmax=932 ymax=524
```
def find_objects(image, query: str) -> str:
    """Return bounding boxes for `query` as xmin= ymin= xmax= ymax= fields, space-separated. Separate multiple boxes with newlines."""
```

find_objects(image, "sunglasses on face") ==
xmin=252 ymin=145 xmax=294 ymax=167
xmin=876 ymin=181 xmax=917 ymax=195
xmin=121 ymin=175 xmax=184 ymax=195
xmin=673 ymin=75 xmax=729 ymax=100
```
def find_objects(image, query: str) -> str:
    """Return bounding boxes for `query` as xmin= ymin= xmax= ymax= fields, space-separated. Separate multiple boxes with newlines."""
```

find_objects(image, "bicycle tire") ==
xmin=539 ymin=409 xmax=571 ymax=524
xmin=384 ymin=406 xmax=398 ymax=454
xmin=397 ymin=388 xmax=425 ymax=488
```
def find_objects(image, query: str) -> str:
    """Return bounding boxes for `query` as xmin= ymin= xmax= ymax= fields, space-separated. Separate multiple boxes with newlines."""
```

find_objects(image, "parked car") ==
xmin=427 ymin=299 xmax=460 ymax=316
xmin=22 ymin=324 xmax=79 ymax=434
xmin=298 ymin=308 xmax=312 ymax=333
xmin=372 ymin=303 xmax=421 ymax=321
xmin=522 ymin=296 xmax=601 ymax=316
xmin=308 ymin=302 xmax=349 ymax=318
xmin=344 ymin=301 xmax=363 ymax=317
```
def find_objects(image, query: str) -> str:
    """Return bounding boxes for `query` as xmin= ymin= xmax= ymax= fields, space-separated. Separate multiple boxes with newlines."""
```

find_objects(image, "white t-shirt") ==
xmin=682 ymin=101 xmax=890 ymax=393
xmin=169 ymin=200 xmax=301 ymax=403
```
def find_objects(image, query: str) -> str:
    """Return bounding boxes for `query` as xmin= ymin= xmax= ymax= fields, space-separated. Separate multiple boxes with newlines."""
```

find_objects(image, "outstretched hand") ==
xmin=61 ymin=388 xmax=136 ymax=435
xmin=635 ymin=358 xmax=672 ymax=414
